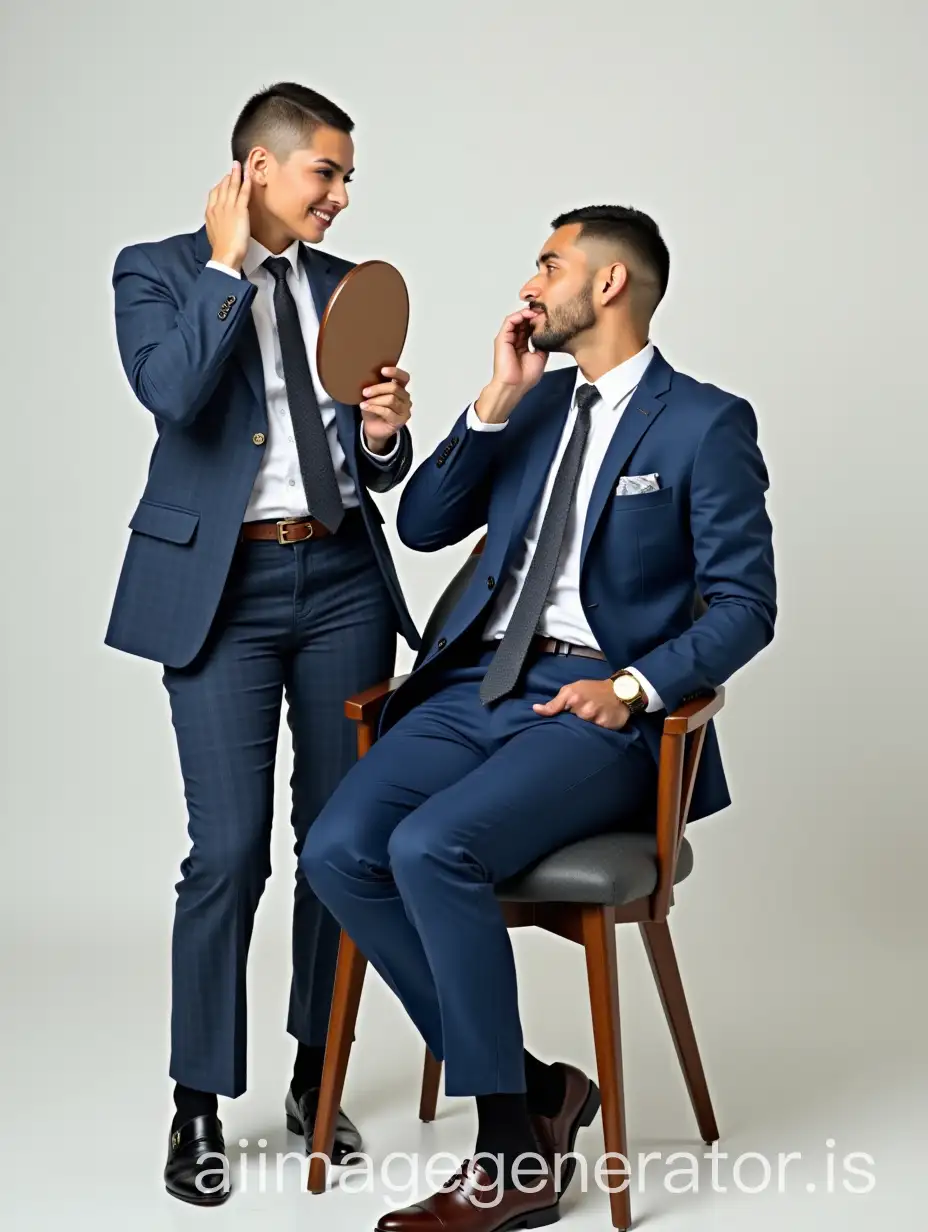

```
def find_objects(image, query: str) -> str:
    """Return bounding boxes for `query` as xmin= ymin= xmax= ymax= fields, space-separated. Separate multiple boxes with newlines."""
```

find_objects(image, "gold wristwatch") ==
xmin=610 ymin=671 xmax=648 ymax=714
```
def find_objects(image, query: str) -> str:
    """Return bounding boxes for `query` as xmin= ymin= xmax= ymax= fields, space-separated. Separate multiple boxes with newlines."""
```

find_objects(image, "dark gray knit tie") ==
xmin=264 ymin=256 xmax=344 ymax=532
xmin=479 ymin=382 xmax=600 ymax=705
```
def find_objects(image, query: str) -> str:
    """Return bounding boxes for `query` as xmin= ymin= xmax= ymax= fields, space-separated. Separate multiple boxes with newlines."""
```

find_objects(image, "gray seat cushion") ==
xmin=495 ymin=831 xmax=694 ymax=906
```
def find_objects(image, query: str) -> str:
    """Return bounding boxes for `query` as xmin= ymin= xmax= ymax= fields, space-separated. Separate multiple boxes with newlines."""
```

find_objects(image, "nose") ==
xmin=519 ymin=276 xmax=540 ymax=303
xmin=330 ymin=182 xmax=349 ymax=210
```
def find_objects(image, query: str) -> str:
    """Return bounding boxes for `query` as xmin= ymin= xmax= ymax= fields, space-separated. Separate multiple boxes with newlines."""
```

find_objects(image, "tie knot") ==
xmin=263 ymin=255 xmax=291 ymax=283
xmin=575 ymin=383 xmax=600 ymax=416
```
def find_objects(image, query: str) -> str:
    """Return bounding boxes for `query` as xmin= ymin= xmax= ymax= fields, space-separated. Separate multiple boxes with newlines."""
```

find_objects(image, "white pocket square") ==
xmin=616 ymin=473 xmax=660 ymax=495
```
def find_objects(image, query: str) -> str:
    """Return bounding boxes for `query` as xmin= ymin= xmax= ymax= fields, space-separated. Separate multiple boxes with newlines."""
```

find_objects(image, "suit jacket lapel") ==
xmin=297 ymin=244 xmax=358 ymax=467
xmin=298 ymin=241 xmax=336 ymax=321
xmin=579 ymin=348 xmax=673 ymax=569
xmin=507 ymin=367 xmax=576 ymax=560
xmin=233 ymin=322 xmax=267 ymax=420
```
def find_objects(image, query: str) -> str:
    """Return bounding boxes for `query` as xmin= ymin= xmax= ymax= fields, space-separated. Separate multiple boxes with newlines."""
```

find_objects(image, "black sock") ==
xmin=291 ymin=1043 xmax=326 ymax=1098
xmin=523 ymin=1051 xmax=566 ymax=1118
xmin=172 ymin=1083 xmax=218 ymax=1132
xmin=474 ymin=1093 xmax=547 ymax=1189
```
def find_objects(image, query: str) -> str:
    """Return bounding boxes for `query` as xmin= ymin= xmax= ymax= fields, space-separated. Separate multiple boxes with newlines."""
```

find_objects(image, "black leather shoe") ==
xmin=164 ymin=1113 xmax=231 ymax=1205
xmin=285 ymin=1086 xmax=363 ymax=1163
xmin=531 ymin=1062 xmax=601 ymax=1197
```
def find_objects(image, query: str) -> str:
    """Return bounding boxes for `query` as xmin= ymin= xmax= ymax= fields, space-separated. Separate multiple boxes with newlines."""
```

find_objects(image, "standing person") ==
xmin=106 ymin=82 xmax=420 ymax=1206
xmin=302 ymin=205 xmax=776 ymax=1229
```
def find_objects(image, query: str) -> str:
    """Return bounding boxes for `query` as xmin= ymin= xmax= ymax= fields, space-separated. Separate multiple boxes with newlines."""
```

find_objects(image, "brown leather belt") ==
xmin=532 ymin=636 xmax=607 ymax=661
xmin=240 ymin=510 xmax=361 ymax=545
xmin=485 ymin=636 xmax=607 ymax=661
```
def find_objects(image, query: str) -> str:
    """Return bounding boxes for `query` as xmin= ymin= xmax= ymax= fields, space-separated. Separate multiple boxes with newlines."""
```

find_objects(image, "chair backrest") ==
xmin=414 ymin=538 xmax=485 ymax=668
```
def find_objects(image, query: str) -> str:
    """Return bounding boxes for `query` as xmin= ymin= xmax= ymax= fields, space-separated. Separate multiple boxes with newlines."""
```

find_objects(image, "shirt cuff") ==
xmin=360 ymin=423 xmax=401 ymax=461
xmin=624 ymin=666 xmax=665 ymax=713
xmin=206 ymin=259 xmax=243 ymax=280
xmin=466 ymin=402 xmax=508 ymax=432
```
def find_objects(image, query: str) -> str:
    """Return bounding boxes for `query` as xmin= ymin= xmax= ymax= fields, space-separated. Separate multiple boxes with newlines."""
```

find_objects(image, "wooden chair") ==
xmin=306 ymin=538 xmax=722 ymax=1230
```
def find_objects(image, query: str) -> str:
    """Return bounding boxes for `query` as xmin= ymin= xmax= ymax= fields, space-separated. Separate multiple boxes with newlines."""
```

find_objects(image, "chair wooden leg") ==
xmin=419 ymin=1048 xmax=442 ymax=1122
xmin=582 ymin=906 xmax=632 ymax=1232
xmin=307 ymin=931 xmax=368 ymax=1193
xmin=639 ymin=920 xmax=719 ymax=1144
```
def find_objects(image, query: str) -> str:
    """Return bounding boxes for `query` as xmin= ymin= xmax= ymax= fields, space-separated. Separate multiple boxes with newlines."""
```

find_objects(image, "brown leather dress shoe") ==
xmin=530 ymin=1063 xmax=601 ymax=1197
xmin=375 ymin=1158 xmax=560 ymax=1231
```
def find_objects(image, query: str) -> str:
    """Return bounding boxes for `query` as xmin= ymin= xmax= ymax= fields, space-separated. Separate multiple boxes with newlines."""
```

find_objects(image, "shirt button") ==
xmin=288 ymin=436 xmax=294 ymax=443
xmin=289 ymin=479 xmax=296 ymax=486
xmin=252 ymin=432 xmax=265 ymax=445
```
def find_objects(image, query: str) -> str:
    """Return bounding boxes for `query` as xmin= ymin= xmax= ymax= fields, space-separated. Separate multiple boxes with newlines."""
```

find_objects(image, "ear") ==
xmin=249 ymin=146 xmax=270 ymax=186
xmin=600 ymin=262 xmax=629 ymax=306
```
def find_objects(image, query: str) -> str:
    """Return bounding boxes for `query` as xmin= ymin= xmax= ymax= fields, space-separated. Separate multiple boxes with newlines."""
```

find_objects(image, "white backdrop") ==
xmin=2 ymin=1 xmax=925 ymax=1228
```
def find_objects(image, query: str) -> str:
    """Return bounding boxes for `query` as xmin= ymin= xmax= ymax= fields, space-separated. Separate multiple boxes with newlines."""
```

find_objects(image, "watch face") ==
xmin=614 ymin=674 xmax=639 ymax=701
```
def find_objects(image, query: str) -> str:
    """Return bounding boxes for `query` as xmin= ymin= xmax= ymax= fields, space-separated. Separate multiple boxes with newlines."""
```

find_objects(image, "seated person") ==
xmin=301 ymin=204 xmax=776 ymax=1231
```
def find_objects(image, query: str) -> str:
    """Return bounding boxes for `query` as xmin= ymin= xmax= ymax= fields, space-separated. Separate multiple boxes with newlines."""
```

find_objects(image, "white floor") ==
xmin=4 ymin=874 xmax=920 ymax=1232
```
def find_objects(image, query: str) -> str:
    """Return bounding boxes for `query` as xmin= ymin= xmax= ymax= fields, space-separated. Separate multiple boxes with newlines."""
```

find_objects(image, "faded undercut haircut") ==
xmin=231 ymin=82 xmax=354 ymax=166
xmin=552 ymin=205 xmax=670 ymax=318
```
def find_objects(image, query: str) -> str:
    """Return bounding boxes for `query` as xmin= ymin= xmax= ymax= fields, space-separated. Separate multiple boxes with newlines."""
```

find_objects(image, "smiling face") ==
xmin=518 ymin=223 xmax=601 ymax=353
xmin=249 ymin=124 xmax=355 ymax=245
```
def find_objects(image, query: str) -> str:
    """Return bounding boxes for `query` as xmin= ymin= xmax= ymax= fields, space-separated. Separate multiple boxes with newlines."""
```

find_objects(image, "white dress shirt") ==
xmin=208 ymin=239 xmax=397 ymax=522
xmin=472 ymin=342 xmax=664 ymax=711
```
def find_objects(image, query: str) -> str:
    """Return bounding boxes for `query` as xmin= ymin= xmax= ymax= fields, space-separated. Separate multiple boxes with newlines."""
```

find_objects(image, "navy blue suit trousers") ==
xmin=302 ymin=644 xmax=656 ymax=1096
xmin=164 ymin=514 xmax=395 ymax=1097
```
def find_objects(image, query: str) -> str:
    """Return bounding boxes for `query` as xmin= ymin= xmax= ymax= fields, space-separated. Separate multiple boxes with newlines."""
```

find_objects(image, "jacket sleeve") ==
xmin=112 ymin=244 xmax=257 ymax=428
xmin=357 ymin=424 xmax=413 ymax=493
xmin=628 ymin=397 xmax=777 ymax=712
xmin=396 ymin=407 xmax=509 ymax=550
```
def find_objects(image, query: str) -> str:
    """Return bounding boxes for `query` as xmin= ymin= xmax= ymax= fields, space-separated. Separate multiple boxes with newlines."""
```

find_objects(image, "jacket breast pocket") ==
xmin=606 ymin=485 xmax=680 ymax=599
xmin=129 ymin=498 xmax=200 ymax=544
xmin=611 ymin=484 xmax=674 ymax=511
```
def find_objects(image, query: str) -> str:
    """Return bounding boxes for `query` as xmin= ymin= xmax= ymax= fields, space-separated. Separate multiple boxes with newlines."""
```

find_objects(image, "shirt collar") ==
xmin=243 ymin=236 xmax=303 ymax=280
xmin=575 ymin=340 xmax=655 ymax=411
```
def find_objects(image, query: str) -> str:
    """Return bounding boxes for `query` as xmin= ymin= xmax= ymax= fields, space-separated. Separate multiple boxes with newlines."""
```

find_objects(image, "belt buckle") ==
xmin=555 ymin=639 xmax=571 ymax=656
xmin=276 ymin=518 xmax=313 ymax=545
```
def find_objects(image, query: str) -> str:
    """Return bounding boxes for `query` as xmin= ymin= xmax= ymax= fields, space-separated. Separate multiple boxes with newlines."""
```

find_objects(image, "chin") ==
xmin=531 ymin=331 xmax=565 ymax=353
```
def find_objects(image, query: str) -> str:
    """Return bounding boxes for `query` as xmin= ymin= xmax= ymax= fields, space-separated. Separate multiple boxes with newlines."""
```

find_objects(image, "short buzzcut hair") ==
xmin=551 ymin=204 xmax=670 ymax=312
xmin=231 ymin=82 xmax=354 ymax=166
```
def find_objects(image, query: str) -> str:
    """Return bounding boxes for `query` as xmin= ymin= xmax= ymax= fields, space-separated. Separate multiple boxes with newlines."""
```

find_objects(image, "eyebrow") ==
xmin=314 ymin=157 xmax=355 ymax=175
xmin=536 ymin=250 xmax=561 ymax=268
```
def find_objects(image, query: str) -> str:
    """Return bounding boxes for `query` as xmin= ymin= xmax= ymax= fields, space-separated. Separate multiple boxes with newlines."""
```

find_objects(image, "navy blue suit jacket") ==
xmin=382 ymin=350 xmax=776 ymax=821
xmin=105 ymin=225 xmax=420 ymax=667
